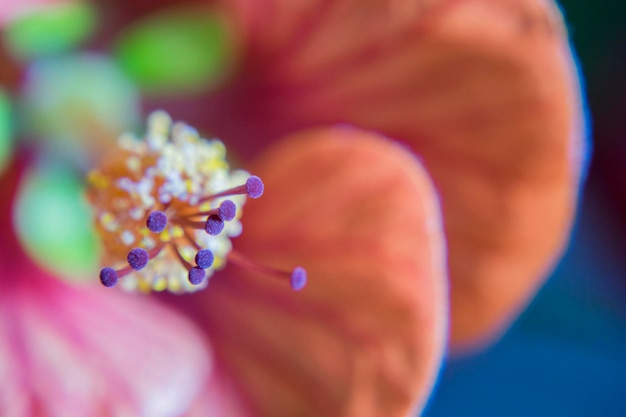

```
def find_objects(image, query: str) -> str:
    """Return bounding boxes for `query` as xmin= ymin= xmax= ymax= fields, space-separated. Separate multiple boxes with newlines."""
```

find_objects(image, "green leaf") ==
xmin=15 ymin=162 xmax=99 ymax=281
xmin=3 ymin=2 xmax=97 ymax=60
xmin=114 ymin=9 xmax=233 ymax=95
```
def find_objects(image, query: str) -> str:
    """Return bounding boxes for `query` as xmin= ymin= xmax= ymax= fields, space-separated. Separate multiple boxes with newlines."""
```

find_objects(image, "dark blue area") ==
xmin=423 ymin=191 xmax=626 ymax=417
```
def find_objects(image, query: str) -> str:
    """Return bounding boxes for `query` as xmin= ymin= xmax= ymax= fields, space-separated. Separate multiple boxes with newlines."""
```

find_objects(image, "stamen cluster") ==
xmin=87 ymin=111 xmax=263 ymax=293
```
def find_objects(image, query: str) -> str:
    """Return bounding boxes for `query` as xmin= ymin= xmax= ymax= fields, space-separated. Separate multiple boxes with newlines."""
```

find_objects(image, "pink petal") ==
xmin=168 ymin=127 xmax=448 ymax=417
xmin=0 ymin=281 xmax=211 ymax=417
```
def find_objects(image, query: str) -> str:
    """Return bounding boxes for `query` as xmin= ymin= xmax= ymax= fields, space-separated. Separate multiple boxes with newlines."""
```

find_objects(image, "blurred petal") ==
xmin=185 ymin=372 xmax=252 ymax=417
xmin=0 ymin=156 xmax=212 ymax=416
xmin=92 ymin=0 xmax=205 ymax=25
xmin=0 ymin=91 xmax=13 ymax=174
xmin=170 ymin=127 xmax=448 ymax=416
xmin=0 ymin=280 xmax=212 ymax=417
xmin=201 ymin=0 xmax=585 ymax=350
xmin=0 ymin=42 xmax=22 ymax=90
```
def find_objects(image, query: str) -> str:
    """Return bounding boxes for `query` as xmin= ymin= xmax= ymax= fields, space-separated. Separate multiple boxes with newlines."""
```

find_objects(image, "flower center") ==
xmin=87 ymin=111 xmax=305 ymax=293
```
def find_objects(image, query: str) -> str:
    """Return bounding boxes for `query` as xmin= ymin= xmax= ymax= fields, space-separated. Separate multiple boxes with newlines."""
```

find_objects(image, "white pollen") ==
xmin=141 ymin=236 xmax=156 ymax=250
xmin=121 ymin=231 xmax=135 ymax=245
xmin=129 ymin=207 xmax=144 ymax=220
xmin=126 ymin=156 xmax=141 ymax=172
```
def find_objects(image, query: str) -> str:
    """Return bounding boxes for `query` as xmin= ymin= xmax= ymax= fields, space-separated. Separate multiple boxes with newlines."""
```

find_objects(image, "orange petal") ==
xmin=219 ymin=0 xmax=586 ymax=350
xmin=171 ymin=127 xmax=448 ymax=417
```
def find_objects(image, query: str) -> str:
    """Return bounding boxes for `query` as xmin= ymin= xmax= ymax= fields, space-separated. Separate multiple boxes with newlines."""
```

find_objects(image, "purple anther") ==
xmin=99 ymin=267 xmax=118 ymax=287
xmin=218 ymin=200 xmax=237 ymax=221
xmin=290 ymin=267 xmax=307 ymax=291
xmin=146 ymin=210 xmax=167 ymax=233
xmin=205 ymin=214 xmax=224 ymax=235
xmin=188 ymin=266 xmax=206 ymax=285
xmin=245 ymin=176 xmax=264 ymax=198
xmin=127 ymin=248 xmax=149 ymax=270
xmin=195 ymin=249 xmax=214 ymax=269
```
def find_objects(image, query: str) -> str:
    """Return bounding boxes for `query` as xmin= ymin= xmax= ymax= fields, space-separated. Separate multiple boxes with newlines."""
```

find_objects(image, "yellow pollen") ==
xmin=159 ymin=229 xmax=171 ymax=242
xmin=153 ymin=278 xmax=168 ymax=292
xmin=87 ymin=170 xmax=110 ymax=189
xmin=213 ymin=256 xmax=224 ymax=269
xmin=171 ymin=226 xmax=184 ymax=239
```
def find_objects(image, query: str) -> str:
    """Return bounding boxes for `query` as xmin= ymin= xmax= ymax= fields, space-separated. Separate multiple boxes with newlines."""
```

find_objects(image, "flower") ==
xmin=0 ymin=0 xmax=585 ymax=415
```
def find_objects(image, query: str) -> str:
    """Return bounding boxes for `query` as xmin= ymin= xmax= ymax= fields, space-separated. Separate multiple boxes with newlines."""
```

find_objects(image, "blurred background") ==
xmin=1 ymin=1 xmax=624 ymax=416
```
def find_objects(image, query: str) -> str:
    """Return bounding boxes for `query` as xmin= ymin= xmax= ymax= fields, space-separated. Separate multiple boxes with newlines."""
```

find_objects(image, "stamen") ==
xmin=87 ymin=111 xmax=303 ymax=294
xmin=169 ymin=242 xmax=207 ymax=286
xmin=218 ymin=200 xmax=237 ymax=221
xmin=205 ymin=215 xmax=224 ymax=235
xmin=127 ymin=248 xmax=149 ymax=270
xmin=183 ymin=229 xmax=202 ymax=250
xmin=245 ymin=176 xmax=264 ymax=199
xmin=98 ymin=244 xmax=165 ymax=288
xmin=145 ymin=244 xmax=166 ymax=260
xmin=176 ymin=199 xmax=237 ymax=221
xmin=99 ymin=267 xmax=119 ymax=287
xmin=171 ymin=242 xmax=194 ymax=271
xmin=227 ymin=251 xmax=307 ymax=291
xmin=188 ymin=267 xmax=206 ymax=285
xmin=195 ymin=249 xmax=214 ymax=269
xmin=197 ymin=175 xmax=265 ymax=204
xmin=147 ymin=210 xmax=168 ymax=233
xmin=291 ymin=267 xmax=307 ymax=291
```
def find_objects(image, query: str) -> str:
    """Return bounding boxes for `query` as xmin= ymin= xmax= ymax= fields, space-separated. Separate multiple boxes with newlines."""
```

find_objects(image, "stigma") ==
xmin=87 ymin=111 xmax=306 ymax=293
